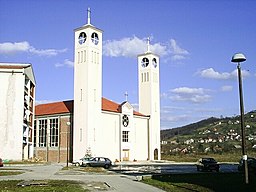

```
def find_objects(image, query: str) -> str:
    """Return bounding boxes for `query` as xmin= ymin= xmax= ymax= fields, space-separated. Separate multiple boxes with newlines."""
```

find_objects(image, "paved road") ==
xmin=0 ymin=164 xmax=165 ymax=192
xmin=0 ymin=162 xmax=238 ymax=191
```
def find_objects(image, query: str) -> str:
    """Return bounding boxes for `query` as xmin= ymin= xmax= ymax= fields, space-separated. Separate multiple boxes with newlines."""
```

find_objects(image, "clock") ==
xmin=152 ymin=58 xmax=157 ymax=68
xmin=122 ymin=115 xmax=129 ymax=127
xmin=91 ymin=32 xmax=99 ymax=45
xmin=141 ymin=57 xmax=149 ymax=68
xmin=78 ymin=32 xmax=86 ymax=44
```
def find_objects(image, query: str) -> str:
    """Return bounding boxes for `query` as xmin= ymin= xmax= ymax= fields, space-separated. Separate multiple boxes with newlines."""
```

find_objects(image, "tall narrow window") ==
xmin=78 ymin=52 xmax=80 ymax=63
xmin=81 ymin=51 xmax=83 ymax=63
xmin=122 ymin=131 xmax=129 ymax=142
xmin=94 ymin=89 xmax=96 ymax=102
xmin=97 ymin=52 xmax=99 ymax=64
xmin=80 ymin=89 xmax=82 ymax=101
xmin=84 ymin=50 xmax=86 ymax=62
xmin=39 ymin=119 xmax=47 ymax=147
xmin=80 ymin=128 xmax=82 ymax=141
xmin=141 ymin=73 xmax=143 ymax=82
xmin=33 ymin=120 xmax=37 ymax=147
xmin=50 ymin=118 xmax=59 ymax=147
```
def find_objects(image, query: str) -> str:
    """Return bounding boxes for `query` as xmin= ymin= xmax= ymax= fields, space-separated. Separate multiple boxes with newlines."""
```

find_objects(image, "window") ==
xmin=81 ymin=51 xmax=83 ymax=63
xmin=84 ymin=50 xmax=86 ymax=62
xmin=122 ymin=131 xmax=129 ymax=142
xmin=50 ymin=118 xmax=59 ymax=147
xmin=33 ymin=120 xmax=37 ymax=147
xmin=39 ymin=119 xmax=47 ymax=147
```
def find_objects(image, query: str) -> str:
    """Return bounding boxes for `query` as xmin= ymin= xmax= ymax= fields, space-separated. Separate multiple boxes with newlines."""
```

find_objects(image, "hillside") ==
xmin=160 ymin=110 xmax=256 ymax=155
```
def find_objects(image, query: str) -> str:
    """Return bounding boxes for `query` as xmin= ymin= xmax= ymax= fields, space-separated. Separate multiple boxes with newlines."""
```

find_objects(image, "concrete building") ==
xmin=0 ymin=63 xmax=36 ymax=161
xmin=34 ymin=9 xmax=161 ymax=163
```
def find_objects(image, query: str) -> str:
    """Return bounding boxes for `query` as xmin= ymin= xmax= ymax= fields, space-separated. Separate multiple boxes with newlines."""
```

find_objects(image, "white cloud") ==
xmin=0 ymin=41 xmax=67 ymax=56
xmin=221 ymin=85 xmax=233 ymax=92
xmin=35 ymin=100 xmax=56 ymax=105
xmin=198 ymin=68 xmax=250 ymax=80
xmin=29 ymin=47 xmax=67 ymax=56
xmin=169 ymin=39 xmax=189 ymax=60
xmin=103 ymin=36 xmax=189 ymax=62
xmin=55 ymin=59 xmax=74 ymax=68
xmin=171 ymin=87 xmax=205 ymax=94
xmin=0 ymin=41 xmax=30 ymax=54
xmin=168 ymin=87 xmax=212 ymax=103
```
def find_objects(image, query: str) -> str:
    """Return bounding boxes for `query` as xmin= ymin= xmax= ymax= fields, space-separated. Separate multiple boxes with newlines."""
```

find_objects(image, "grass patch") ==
xmin=0 ymin=171 xmax=24 ymax=176
xmin=0 ymin=180 xmax=88 ymax=192
xmin=62 ymin=166 xmax=107 ymax=173
xmin=161 ymin=152 xmax=256 ymax=163
xmin=81 ymin=167 xmax=107 ymax=173
xmin=143 ymin=172 xmax=256 ymax=192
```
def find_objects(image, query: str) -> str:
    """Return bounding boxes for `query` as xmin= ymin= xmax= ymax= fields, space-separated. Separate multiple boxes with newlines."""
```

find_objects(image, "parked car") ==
xmin=72 ymin=156 xmax=91 ymax=166
xmin=82 ymin=157 xmax=112 ymax=169
xmin=0 ymin=158 xmax=3 ymax=167
xmin=196 ymin=157 xmax=219 ymax=172
xmin=238 ymin=157 xmax=256 ymax=174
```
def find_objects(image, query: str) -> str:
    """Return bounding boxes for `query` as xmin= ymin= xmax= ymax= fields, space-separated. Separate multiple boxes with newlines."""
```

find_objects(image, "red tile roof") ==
xmin=35 ymin=100 xmax=73 ymax=116
xmin=35 ymin=97 xmax=145 ymax=117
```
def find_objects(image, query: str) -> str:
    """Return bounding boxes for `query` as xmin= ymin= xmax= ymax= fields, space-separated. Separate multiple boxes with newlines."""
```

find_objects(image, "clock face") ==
xmin=122 ymin=115 xmax=129 ymax=127
xmin=152 ymin=58 xmax=157 ymax=68
xmin=78 ymin=32 xmax=86 ymax=45
xmin=141 ymin=57 xmax=149 ymax=68
xmin=91 ymin=32 xmax=99 ymax=45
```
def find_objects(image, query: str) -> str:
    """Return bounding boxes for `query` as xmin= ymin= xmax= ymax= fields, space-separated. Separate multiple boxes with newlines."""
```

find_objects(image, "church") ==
xmin=34 ymin=9 xmax=161 ymax=163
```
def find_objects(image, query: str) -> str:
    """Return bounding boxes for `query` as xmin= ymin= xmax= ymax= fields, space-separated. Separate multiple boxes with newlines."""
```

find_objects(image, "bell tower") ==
xmin=138 ymin=38 xmax=161 ymax=160
xmin=73 ymin=8 xmax=103 ymax=159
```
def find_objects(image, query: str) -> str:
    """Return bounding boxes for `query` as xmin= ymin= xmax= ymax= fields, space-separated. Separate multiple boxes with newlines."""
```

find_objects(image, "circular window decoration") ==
xmin=141 ymin=57 xmax=149 ymax=68
xmin=78 ymin=32 xmax=87 ymax=44
xmin=91 ymin=32 xmax=99 ymax=45
xmin=152 ymin=58 xmax=157 ymax=68
xmin=122 ymin=115 xmax=129 ymax=127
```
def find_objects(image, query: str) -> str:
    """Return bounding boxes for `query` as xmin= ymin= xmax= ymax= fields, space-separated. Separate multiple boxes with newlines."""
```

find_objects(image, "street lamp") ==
xmin=231 ymin=53 xmax=249 ymax=184
xmin=66 ymin=121 xmax=71 ymax=167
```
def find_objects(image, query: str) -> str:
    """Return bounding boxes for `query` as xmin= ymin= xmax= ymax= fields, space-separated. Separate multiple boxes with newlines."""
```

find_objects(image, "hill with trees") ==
xmin=160 ymin=110 xmax=256 ymax=156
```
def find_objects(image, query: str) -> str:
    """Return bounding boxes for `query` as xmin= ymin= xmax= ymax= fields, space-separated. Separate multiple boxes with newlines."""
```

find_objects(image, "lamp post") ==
xmin=66 ymin=121 xmax=71 ymax=167
xmin=231 ymin=53 xmax=249 ymax=184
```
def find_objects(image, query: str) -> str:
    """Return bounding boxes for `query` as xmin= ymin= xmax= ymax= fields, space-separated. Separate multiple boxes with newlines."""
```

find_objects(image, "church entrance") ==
xmin=122 ymin=149 xmax=130 ymax=161
xmin=154 ymin=148 xmax=158 ymax=160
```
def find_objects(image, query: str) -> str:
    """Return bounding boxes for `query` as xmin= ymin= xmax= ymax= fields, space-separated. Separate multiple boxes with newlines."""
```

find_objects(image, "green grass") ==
xmin=162 ymin=151 xmax=256 ymax=162
xmin=0 ymin=171 xmax=24 ymax=176
xmin=143 ymin=172 xmax=256 ymax=192
xmin=0 ymin=180 xmax=88 ymax=192
xmin=62 ymin=166 xmax=107 ymax=173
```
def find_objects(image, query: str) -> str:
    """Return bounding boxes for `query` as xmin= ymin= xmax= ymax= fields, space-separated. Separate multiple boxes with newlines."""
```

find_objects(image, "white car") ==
xmin=72 ymin=157 xmax=91 ymax=166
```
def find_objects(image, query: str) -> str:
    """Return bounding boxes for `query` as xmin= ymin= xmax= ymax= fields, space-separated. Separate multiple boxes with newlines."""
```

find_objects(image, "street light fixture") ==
xmin=66 ymin=121 xmax=71 ymax=167
xmin=231 ymin=53 xmax=249 ymax=184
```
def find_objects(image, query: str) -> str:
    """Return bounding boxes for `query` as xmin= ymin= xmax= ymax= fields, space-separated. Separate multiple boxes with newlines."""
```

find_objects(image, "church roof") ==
xmin=35 ymin=98 xmax=145 ymax=117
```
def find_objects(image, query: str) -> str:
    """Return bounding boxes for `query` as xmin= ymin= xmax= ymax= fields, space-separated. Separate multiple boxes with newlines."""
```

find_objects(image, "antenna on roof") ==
xmin=125 ymin=91 xmax=128 ymax=102
xmin=146 ymin=37 xmax=150 ymax=53
xmin=87 ymin=7 xmax=91 ymax=25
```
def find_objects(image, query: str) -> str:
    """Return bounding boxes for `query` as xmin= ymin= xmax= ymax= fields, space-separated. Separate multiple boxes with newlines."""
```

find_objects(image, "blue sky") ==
xmin=1 ymin=0 xmax=256 ymax=129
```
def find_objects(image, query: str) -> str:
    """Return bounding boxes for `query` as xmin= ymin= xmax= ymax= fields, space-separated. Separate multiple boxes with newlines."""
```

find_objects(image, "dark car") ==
xmin=0 ymin=158 xmax=3 ymax=167
xmin=82 ymin=157 xmax=112 ymax=169
xmin=196 ymin=157 xmax=219 ymax=172
xmin=238 ymin=157 xmax=256 ymax=174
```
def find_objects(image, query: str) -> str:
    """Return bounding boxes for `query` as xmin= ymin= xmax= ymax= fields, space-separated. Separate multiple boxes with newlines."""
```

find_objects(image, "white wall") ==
xmin=0 ymin=71 xmax=24 ymax=160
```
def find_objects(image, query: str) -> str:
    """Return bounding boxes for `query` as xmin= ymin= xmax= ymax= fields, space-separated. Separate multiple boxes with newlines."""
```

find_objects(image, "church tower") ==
xmin=138 ymin=38 xmax=161 ymax=160
xmin=73 ymin=8 xmax=103 ymax=159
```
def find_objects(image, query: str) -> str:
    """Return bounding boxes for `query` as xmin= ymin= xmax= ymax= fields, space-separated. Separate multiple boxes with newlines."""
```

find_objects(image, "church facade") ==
xmin=34 ymin=10 xmax=160 ymax=162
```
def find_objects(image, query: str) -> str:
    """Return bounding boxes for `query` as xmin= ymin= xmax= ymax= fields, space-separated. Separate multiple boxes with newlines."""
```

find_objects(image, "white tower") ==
xmin=138 ymin=38 xmax=161 ymax=160
xmin=73 ymin=8 xmax=103 ymax=159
